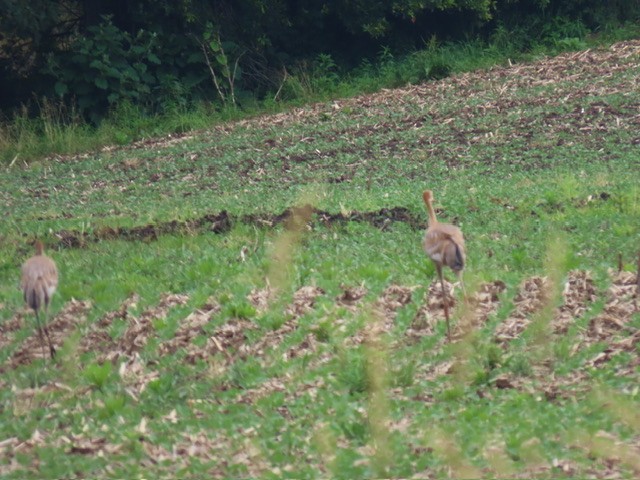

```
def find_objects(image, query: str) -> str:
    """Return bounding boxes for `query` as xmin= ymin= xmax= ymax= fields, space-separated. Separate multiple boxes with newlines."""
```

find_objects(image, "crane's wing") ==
xmin=423 ymin=225 xmax=465 ymax=271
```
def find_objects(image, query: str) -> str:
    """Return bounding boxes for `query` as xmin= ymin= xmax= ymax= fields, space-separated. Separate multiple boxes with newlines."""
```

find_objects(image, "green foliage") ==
xmin=391 ymin=358 xmax=416 ymax=387
xmin=201 ymin=23 xmax=245 ymax=106
xmin=277 ymin=53 xmax=342 ymax=102
xmin=2 ymin=0 xmax=638 ymax=127
xmin=337 ymin=348 xmax=369 ymax=394
xmin=484 ymin=344 xmax=504 ymax=371
xmin=47 ymin=17 xmax=164 ymax=123
xmin=257 ymin=311 xmax=286 ymax=331
xmin=507 ymin=353 xmax=534 ymax=377
xmin=222 ymin=300 xmax=256 ymax=320
xmin=101 ymin=394 xmax=127 ymax=418
xmin=312 ymin=319 xmax=333 ymax=343
xmin=83 ymin=362 xmax=112 ymax=391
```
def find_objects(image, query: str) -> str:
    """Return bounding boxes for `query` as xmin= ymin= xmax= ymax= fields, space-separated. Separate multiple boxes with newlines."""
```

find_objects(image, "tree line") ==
xmin=0 ymin=0 xmax=636 ymax=122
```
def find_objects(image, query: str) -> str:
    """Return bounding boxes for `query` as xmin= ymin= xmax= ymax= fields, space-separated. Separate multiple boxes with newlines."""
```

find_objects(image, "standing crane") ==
xmin=21 ymin=240 xmax=58 ymax=359
xmin=422 ymin=190 xmax=466 ymax=340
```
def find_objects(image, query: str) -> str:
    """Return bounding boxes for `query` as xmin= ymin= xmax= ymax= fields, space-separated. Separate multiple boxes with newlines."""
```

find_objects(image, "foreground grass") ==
xmin=0 ymin=41 xmax=639 ymax=478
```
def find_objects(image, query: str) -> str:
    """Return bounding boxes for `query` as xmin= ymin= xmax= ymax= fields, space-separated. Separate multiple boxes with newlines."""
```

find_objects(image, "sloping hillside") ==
xmin=0 ymin=40 xmax=639 ymax=479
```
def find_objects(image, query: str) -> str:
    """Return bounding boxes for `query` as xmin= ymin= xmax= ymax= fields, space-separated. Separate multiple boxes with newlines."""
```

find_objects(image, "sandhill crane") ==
xmin=21 ymin=240 xmax=58 ymax=359
xmin=422 ymin=190 xmax=466 ymax=340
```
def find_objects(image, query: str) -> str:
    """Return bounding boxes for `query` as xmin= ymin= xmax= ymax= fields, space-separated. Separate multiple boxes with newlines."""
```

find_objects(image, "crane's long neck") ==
xmin=35 ymin=241 xmax=45 ymax=256
xmin=424 ymin=196 xmax=438 ymax=226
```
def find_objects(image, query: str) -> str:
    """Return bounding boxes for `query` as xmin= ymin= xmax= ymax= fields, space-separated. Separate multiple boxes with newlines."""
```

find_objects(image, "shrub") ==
xmin=47 ymin=16 xmax=165 ymax=123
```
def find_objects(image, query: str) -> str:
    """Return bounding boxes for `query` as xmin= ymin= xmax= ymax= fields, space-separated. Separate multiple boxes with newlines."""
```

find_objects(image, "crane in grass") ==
xmin=21 ymin=240 xmax=58 ymax=359
xmin=422 ymin=190 xmax=466 ymax=340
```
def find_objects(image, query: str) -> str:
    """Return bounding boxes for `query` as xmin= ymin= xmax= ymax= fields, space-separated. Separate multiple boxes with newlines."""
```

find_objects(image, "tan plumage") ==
xmin=422 ymin=190 xmax=465 ymax=340
xmin=21 ymin=240 xmax=58 ymax=358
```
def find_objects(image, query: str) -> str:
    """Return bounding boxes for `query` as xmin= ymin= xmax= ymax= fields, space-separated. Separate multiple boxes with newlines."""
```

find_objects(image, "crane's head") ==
xmin=422 ymin=190 xmax=434 ymax=205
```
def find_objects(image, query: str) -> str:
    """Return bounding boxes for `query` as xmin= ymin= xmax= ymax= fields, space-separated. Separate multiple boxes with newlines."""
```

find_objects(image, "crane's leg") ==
xmin=34 ymin=310 xmax=47 ymax=361
xmin=437 ymin=265 xmax=451 ymax=341
xmin=43 ymin=305 xmax=56 ymax=359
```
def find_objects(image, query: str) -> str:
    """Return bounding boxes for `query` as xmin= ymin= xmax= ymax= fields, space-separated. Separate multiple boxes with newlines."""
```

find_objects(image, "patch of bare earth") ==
xmin=10 ymin=299 xmax=92 ymax=368
xmin=140 ymin=430 xmax=222 ymax=471
xmin=0 ymin=429 xmax=49 ymax=476
xmin=409 ymin=280 xmax=505 ymax=341
xmin=239 ymin=285 xmax=324 ymax=360
xmin=182 ymin=318 xmax=256 ymax=364
xmin=104 ymin=293 xmax=189 ymax=361
xmin=0 ymin=312 xmax=24 ymax=351
xmin=348 ymin=284 xmax=414 ymax=346
xmin=336 ymin=283 xmax=368 ymax=310
xmin=247 ymin=286 xmax=273 ymax=314
xmin=457 ymin=281 xmax=507 ymax=334
xmin=410 ymin=280 xmax=457 ymax=337
xmin=79 ymin=293 xmax=140 ymax=355
xmin=118 ymin=353 xmax=160 ymax=400
xmin=494 ymin=276 xmax=551 ymax=344
xmin=485 ymin=270 xmax=631 ymax=397
xmin=583 ymin=271 xmax=639 ymax=370
xmin=158 ymin=298 xmax=221 ymax=357
xmin=59 ymin=434 xmax=122 ymax=457
xmin=139 ymin=427 xmax=273 ymax=478
xmin=232 ymin=286 xmax=325 ymax=404
xmin=551 ymin=270 xmax=598 ymax=334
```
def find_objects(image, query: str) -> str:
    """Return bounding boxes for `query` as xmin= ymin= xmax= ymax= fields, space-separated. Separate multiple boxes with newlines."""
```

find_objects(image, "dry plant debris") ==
xmin=494 ymin=276 xmax=551 ymax=344
xmin=10 ymin=299 xmax=92 ymax=367
xmin=336 ymin=284 xmax=368 ymax=309
xmin=0 ymin=312 xmax=24 ymax=350
xmin=409 ymin=279 xmax=477 ymax=338
xmin=98 ymin=293 xmax=141 ymax=328
xmin=240 ymin=285 xmax=324 ymax=360
xmin=349 ymin=284 xmax=414 ymax=345
xmin=235 ymin=376 xmax=289 ymax=404
xmin=0 ymin=429 xmax=49 ymax=476
xmin=413 ymin=280 xmax=457 ymax=327
xmin=117 ymin=353 xmax=159 ymax=399
xmin=111 ymin=293 xmax=189 ymax=359
xmin=61 ymin=434 xmax=122 ymax=456
xmin=158 ymin=299 xmax=221 ymax=356
xmin=78 ymin=293 xmax=141 ymax=355
xmin=588 ymin=271 xmax=638 ymax=341
xmin=183 ymin=318 xmax=256 ymax=364
xmin=433 ymin=280 xmax=507 ymax=347
xmin=247 ymin=286 xmax=273 ymax=314
xmin=551 ymin=270 xmax=597 ymax=334
xmin=582 ymin=271 xmax=640 ymax=369
xmin=285 ymin=285 xmax=326 ymax=318
xmin=459 ymin=280 xmax=507 ymax=331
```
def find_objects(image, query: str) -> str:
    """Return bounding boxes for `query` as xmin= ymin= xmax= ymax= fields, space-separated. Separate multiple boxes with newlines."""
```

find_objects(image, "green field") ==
xmin=1 ymin=40 xmax=639 ymax=478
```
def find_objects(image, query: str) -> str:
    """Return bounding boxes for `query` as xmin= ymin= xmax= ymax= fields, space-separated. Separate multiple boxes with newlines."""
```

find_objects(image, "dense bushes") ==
xmin=0 ymin=0 xmax=638 ymax=124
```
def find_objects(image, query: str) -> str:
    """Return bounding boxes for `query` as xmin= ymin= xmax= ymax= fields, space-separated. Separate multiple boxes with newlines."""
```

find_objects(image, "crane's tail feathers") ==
xmin=24 ymin=278 xmax=49 ymax=312
xmin=454 ymin=243 xmax=465 ymax=271
xmin=456 ymin=243 xmax=464 ymax=270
